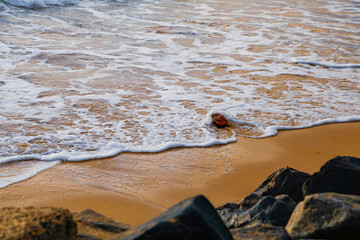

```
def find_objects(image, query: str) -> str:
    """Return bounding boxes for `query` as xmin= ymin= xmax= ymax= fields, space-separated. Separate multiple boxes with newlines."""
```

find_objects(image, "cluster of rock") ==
xmin=217 ymin=155 xmax=360 ymax=240
xmin=0 ymin=156 xmax=359 ymax=239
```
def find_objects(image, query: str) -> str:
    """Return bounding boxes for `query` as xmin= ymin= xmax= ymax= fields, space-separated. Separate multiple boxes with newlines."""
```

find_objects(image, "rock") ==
xmin=303 ymin=156 xmax=360 ymax=196
xmin=211 ymin=113 xmax=228 ymax=128
xmin=220 ymin=196 xmax=295 ymax=229
xmin=285 ymin=193 xmax=360 ymax=239
xmin=249 ymin=196 xmax=295 ymax=227
xmin=73 ymin=209 xmax=129 ymax=240
xmin=216 ymin=202 xmax=240 ymax=211
xmin=113 ymin=195 xmax=233 ymax=240
xmin=275 ymin=194 xmax=297 ymax=208
xmin=239 ymin=167 xmax=310 ymax=210
xmin=217 ymin=207 xmax=245 ymax=229
xmin=231 ymin=224 xmax=291 ymax=240
xmin=76 ymin=235 xmax=100 ymax=240
xmin=238 ymin=193 xmax=263 ymax=210
xmin=0 ymin=206 xmax=77 ymax=240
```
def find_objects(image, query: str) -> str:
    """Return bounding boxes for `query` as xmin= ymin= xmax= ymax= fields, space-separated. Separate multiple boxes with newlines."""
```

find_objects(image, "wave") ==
xmin=261 ymin=116 xmax=360 ymax=138
xmin=2 ymin=0 xmax=78 ymax=8
xmin=292 ymin=59 xmax=360 ymax=69
xmin=0 ymin=116 xmax=359 ymax=189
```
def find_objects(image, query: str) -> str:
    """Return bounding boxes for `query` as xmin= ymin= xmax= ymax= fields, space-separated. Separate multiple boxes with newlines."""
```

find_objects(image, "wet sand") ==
xmin=0 ymin=121 xmax=359 ymax=226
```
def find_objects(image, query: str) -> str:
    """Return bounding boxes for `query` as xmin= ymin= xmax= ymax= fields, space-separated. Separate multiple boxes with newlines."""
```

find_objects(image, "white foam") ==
xmin=0 ymin=0 xmax=360 ymax=188
xmin=262 ymin=116 xmax=360 ymax=138
xmin=0 ymin=160 xmax=60 ymax=188
xmin=292 ymin=59 xmax=360 ymax=69
xmin=2 ymin=0 xmax=78 ymax=8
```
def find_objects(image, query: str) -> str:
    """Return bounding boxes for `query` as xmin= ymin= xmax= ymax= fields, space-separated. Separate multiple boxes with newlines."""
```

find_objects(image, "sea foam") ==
xmin=2 ymin=0 xmax=78 ymax=8
xmin=0 ymin=0 xmax=359 ymax=188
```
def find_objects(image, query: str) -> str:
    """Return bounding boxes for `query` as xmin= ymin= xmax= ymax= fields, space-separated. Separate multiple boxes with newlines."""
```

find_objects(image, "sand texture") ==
xmin=0 ymin=122 xmax=359 ymax=226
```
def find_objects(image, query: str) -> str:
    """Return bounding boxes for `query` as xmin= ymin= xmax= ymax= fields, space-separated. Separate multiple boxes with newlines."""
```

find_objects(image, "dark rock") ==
xmin=286 ymin=193 xmax=360 ymax=239
xmin=0 ymin=206 xmax=77 ymax=240
xmin=212 ymin=113 xmax=228 ymax=128
xmin=216 ymin=202 xmax=240 ymax=211
xmin=250 ymin=196 xmax=295 ymax=227
xmin=113 ymin=195 xmax=233 ymax=240
xmin=231 ymin=224 xmax=291 ymax=240
xmin=220 ymin=196 xmax=295 ymax=229
xmin=239 ymin=167 xmax=310 ymax=210
xmin=77 ymin=209 xmax=129 ymax=233
xmin=73 ymin=209 xmax=129 ymax=240
xmin=76 ymin=234 xmax=101 ymax=240
xmin=275 ymin=194 xmax=297 ymax=208
xmin=303 ymin=156 xmax=360 ymax=196
xmin=217 ymin=207 xmax=245 ymax=229
xmin=238 ymin=193 xmax=263 ymax=210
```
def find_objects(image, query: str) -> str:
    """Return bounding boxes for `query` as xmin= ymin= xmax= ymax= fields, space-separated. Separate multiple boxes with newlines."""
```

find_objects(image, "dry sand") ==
xmin=0 ymin=121 xmax=359 ymax=226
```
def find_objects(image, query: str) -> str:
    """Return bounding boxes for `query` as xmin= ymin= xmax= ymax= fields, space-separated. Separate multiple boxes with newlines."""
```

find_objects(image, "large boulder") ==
xmin=73 ymin=209 xmax=129 ymax=240
xmin=113 ymin=195 xmax=233 ymax=240
xmin=0 ymin=207 xmax=77 ymax=240
xmin=231 ymin=224 xmax=291 ymax=240
xmin=303 ymin=156 xmax=360 ymax=196
xmin=219 ymin=196 xmax=295 ymax=229
xmin=286 ymin=193 xmax=360 ymax=239
xmin=239 ymin=167 xmax=310 ymax=210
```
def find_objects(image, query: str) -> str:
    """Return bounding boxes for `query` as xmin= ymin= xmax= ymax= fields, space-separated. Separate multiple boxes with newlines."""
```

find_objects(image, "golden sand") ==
xmin=0 ymin=122 xmax=359 ymax=226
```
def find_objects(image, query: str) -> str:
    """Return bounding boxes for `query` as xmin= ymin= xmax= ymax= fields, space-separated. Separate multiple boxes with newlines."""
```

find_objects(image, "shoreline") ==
xmin=0 ymin=121 xmax=359 ymax=226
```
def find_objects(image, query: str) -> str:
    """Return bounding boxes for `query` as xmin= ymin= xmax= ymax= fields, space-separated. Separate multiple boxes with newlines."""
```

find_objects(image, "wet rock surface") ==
xmin=211 ymin=113 xmax=228 ymax=128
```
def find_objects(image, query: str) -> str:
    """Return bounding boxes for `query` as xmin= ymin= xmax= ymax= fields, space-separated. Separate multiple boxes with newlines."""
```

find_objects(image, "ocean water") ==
xmin=0 ymin=0 xmax=359 ymax=187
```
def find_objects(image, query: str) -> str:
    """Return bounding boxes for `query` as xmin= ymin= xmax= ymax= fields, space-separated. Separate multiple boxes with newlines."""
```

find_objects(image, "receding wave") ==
xmin=2 ymin=0 xmax=78 ymax=8
xmin=0 ymin=0 xmax=359 ymax=187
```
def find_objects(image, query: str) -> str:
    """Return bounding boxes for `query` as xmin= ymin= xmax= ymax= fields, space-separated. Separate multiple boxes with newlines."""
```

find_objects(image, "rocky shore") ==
xmin=0 ymin=155 xmax=359 ymax=240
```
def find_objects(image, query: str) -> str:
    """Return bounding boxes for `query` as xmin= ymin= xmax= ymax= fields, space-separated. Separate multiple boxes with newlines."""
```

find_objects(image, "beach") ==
xmin=1 ymin=121 xmax=359 ymax=226
xmin=1 ymin=1 xmax=360 ymax=238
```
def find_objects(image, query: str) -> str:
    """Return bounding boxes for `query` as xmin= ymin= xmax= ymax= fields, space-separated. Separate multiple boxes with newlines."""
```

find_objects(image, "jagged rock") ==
xmin=76 ymin=209 xmax=129 ymax=232
xmin=238 ymin=193 xmax=263 ymax=210
xmin=113 ymin=195 xmax=233 ymax=240
xmin=73 ymin=209 xmax=129 ymax=240
xmin=303 ymin=156 xmax=360 ymax=196
xmin=216 ymin=202 xmax=240 ymax=211
xmin=239 ymin=167 xmax=310 ymax=210
xmin=249 ymin=196 xmax=295 ymax=227
xmin=76 ymin=235 xmax=100 ymax=240
xmin=0 ymin=206 xmax=77 ymax=240
xmin=286 ymin=193 xmax=360 ymax=239
xmin=231 ymin=224 xmax=291 ymax=240
xmin=275 ymin=194 xmax=297 ymax=208
xmin=217 ymin=207 xmax=245 ymax=229
xmin=219 ymin=196 xmax=295 ymax=229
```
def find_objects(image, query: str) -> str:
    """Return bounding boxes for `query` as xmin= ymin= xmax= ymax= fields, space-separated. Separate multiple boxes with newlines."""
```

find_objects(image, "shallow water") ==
xmin=0 ymin=0 xmax=359 ymax=186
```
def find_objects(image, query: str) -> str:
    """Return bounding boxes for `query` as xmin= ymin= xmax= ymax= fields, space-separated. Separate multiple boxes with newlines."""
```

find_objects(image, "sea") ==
xmin=0 ymin=0 xmax=359 ymax=188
